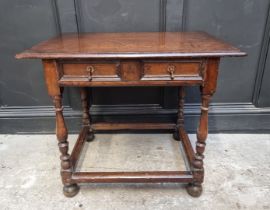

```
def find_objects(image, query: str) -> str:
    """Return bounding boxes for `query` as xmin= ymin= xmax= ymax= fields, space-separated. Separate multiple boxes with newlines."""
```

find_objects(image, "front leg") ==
xmin=53 ymin=88 xmax=80 ymax=197
xmin=186 ymin=94 xmax=211 ymax=197
xmin=186 ymin=58 xmax=219 ymax=197
xmin=42 ymin=60 xmax=79 ymax=197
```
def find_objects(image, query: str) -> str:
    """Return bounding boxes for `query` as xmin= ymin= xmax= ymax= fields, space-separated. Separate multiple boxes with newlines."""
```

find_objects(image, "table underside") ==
xmin=53 ymin=82 xmax=210 ymax=198
xmin=70 ymin=126 xmax=195 ymax=184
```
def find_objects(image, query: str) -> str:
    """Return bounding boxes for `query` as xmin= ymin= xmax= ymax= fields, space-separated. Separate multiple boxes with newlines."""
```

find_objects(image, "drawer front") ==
xmin=59 ymin=60 xmax=205 ymax=84
xmin=142 ymin=60 xmax=204 ymax=80
xmin=61 ymin=62 xmax=121 ymax=81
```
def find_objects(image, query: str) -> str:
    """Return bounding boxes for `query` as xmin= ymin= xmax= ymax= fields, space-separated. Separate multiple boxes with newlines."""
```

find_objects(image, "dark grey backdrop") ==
xmin=0 ymin=0 xmax=270 ymax=133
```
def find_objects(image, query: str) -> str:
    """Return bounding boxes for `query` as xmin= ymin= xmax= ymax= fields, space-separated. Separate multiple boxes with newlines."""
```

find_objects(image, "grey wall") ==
xmin=0 ymin=0 xmax=270 ymax=133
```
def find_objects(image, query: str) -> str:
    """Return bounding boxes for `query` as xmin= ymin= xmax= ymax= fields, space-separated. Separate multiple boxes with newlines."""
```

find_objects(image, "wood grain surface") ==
xmin=16 ymin=32 xmax=246 ymax=59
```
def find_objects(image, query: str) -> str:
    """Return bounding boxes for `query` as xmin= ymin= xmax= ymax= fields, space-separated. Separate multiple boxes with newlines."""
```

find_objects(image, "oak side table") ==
xmin=16 ymin=32 xmax=246 ymax=197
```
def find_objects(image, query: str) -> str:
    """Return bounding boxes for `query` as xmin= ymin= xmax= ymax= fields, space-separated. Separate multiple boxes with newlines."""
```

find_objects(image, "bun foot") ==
xmin=186 ymin=183 xmax=202 ymax=197
xmin=86 ymin=132 xmax=95 ymax=142
xmin=63 ymin=184 xmax=80 ymax=197
xmin=173 ymin=130 xmax=180 ymax=141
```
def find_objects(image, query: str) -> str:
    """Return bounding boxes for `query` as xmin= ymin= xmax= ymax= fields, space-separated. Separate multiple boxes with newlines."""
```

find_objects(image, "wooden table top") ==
xmin=16 ymin=32 xmax=246 ymax=59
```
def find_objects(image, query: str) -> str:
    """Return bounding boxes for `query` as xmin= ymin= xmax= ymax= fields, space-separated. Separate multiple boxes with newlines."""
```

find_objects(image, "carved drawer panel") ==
xmin=119 ymin=61 xmax=142 ymax=81
xmin=142 ymin=60 xmax=205 ymax=81
xmin=60 ymin=62 xmax=121 ymax=81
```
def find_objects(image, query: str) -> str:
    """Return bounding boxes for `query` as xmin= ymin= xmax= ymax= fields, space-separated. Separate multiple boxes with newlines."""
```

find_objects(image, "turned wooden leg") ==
xmin=53 ymin=88 xmax=79 ymax=197
xmin=173 ymin=86 xmax=185 ymax=141
xmin=80 ymin=88 xmax=95 ymax=142
xmin=187 ymin=94 xmax=211 ymax=197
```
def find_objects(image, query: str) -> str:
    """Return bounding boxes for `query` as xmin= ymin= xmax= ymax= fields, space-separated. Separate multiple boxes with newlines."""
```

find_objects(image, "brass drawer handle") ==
xmin=86 ymin=65 xmax=95 ymax=81
xmin=167 ymin=65 xmax=176 ymax=80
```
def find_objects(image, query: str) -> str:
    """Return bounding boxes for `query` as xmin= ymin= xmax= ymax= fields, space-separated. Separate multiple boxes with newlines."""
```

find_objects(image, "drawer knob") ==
xmin=167 ymin=65 xmax=176 ymax=80
xmin=86 ymin=65 xmax=95 ymax=81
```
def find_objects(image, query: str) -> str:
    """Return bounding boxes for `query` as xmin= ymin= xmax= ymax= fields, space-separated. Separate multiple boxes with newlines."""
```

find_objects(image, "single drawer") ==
xmin=142 ymin=60 xmax=204 ymax=80
xmin=61 ymin=62 xmax=121 ymax=81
